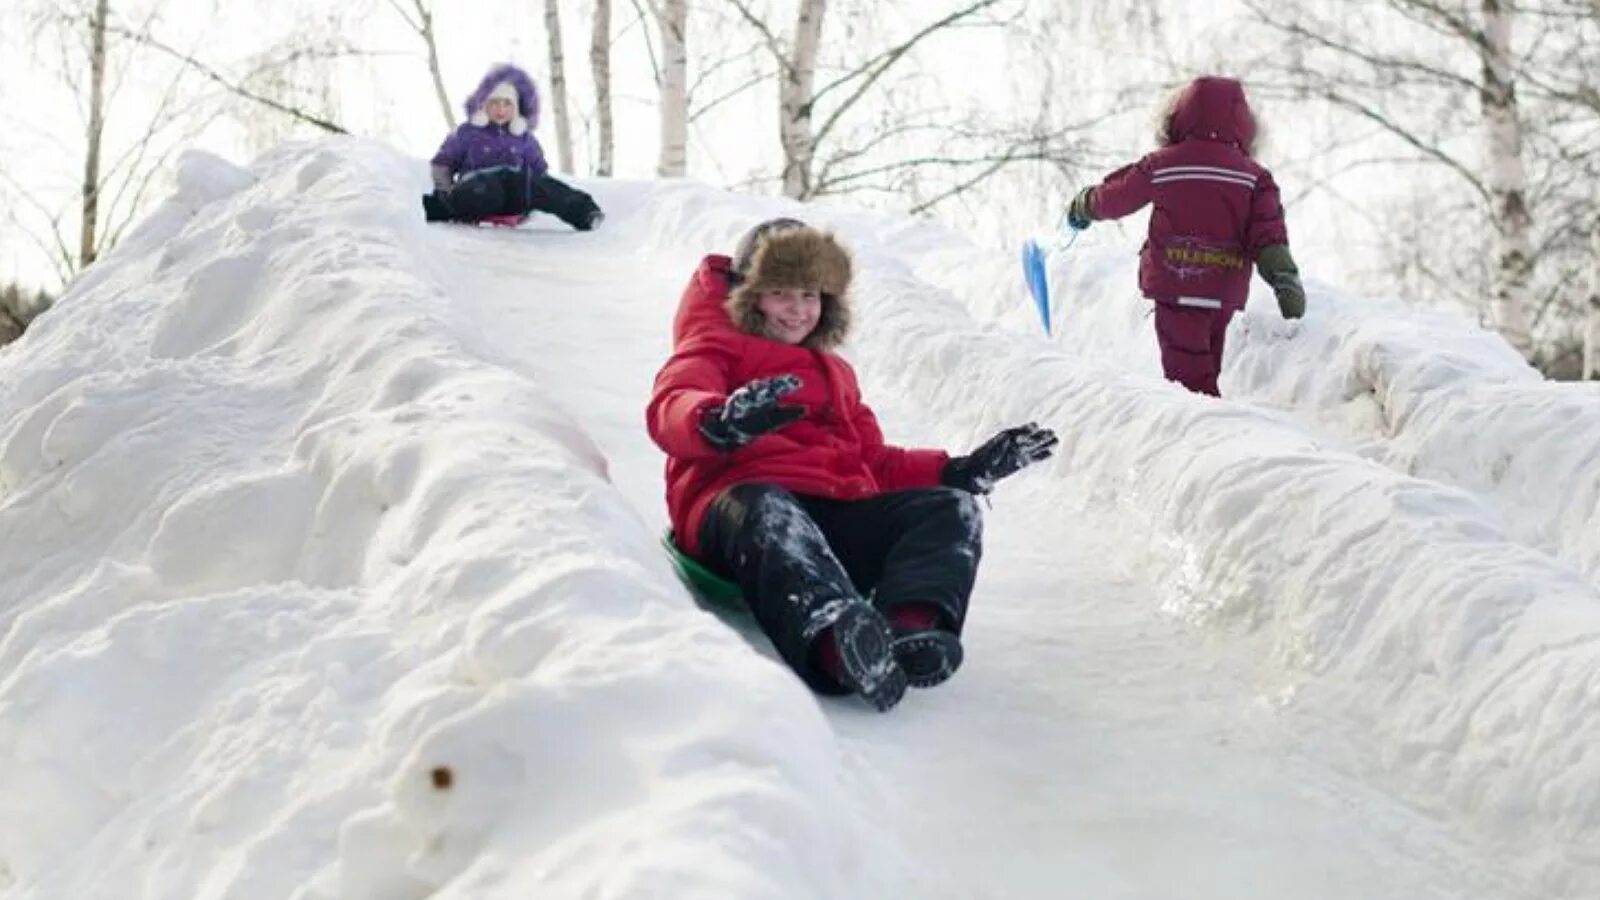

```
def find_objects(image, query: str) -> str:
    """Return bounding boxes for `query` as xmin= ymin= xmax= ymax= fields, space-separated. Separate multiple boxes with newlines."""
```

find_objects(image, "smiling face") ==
xmin=484 ymin=96 xmax=515 ymax=125
xmin=755 ymin=286 xmax=822 ymax=345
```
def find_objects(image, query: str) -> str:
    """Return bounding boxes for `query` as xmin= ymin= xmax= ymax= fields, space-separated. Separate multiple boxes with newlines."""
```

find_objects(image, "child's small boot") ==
xmin=815 ymin=602 xmax=907 ymax=712
xmin=889 ymin=604 xmax=963 ymax=689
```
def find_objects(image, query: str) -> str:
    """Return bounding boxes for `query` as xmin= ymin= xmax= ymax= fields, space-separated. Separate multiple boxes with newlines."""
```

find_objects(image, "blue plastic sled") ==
xmin=1021 ymin=239 xmax=1052 ymax=334
xmin=1020 ymin=224 xmax=1082 ymax=335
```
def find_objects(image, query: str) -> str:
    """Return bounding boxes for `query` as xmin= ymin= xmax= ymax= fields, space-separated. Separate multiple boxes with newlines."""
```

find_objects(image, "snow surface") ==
xmin=1 ymin=138 xmax=1597 ymax=899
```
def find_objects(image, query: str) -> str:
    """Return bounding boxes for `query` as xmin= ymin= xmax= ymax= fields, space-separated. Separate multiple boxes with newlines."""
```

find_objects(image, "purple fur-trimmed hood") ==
xmin=431 ymin=65 xmax=549 ymax=178
xmin=463 ymin=63 xmax=540 ymax=135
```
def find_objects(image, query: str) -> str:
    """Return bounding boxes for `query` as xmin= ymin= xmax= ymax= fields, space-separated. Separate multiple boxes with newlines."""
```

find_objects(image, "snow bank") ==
xmin=0 ymin=142 xmax=896 ymax=899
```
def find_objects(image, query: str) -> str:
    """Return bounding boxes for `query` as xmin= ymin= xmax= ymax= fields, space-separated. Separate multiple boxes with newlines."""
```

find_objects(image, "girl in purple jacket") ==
xmin=1067 ymin=76 xmax=1305 ymax=397
xmin=422 ymin=63 xmax=603 ymax=231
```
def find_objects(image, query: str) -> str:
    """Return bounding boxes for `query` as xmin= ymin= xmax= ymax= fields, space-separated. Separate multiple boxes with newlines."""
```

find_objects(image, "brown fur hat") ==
xmin=727 ymin=226 xmax=853 ymax=351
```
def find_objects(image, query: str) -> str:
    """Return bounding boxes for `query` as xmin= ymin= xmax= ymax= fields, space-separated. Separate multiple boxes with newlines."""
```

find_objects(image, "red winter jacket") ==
xmin=1088 ymin=77 xmax=1289 ymax=309
xmin=647 ymin=255 xmax=948 ymax=557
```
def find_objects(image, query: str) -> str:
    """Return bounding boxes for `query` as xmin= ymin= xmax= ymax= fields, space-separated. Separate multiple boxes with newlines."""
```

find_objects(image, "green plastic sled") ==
xmin=661 ymin=530 xmax=747 ymax=612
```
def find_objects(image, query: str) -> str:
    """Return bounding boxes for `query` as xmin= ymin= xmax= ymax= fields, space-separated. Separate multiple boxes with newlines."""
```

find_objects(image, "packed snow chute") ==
xmin=1019 ymin=216 xmax=1082 ymax=335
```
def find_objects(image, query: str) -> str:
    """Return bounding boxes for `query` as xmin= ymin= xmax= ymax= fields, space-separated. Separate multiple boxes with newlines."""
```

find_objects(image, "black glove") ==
xmin=699 ymin=374 xmax=805 ymax=451
xmin=421 ymin=189 xmax=455 ymax=222
xmin=942 ymin=423 xmax=1059 ymax=494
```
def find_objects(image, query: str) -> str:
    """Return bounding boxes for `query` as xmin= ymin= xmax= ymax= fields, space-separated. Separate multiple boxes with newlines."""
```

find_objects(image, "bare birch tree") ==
xmin=5 ymin=0 xmax=353 ymax=285
xmin=79 ymin=0 xmax=110 ymax=269
xmin=385 ymin=0 xmax=454 ymax=129
xmin=544 ymin=0 xmax=575 ymax=172
xmin=9 ymin=0 xmax=200 ymax=280
xmin=1522 ymin=0 xmax=1600 ymax=377
xmin=632 ymin=0 xmax=795 ymax=180
xmin=1481 ymin=0 xmax=1535 ymax=357
xmin=728 ymin=0 xmax=1019 ymax=200
xmin=650 ymin=0 xmax=688 ymax=177
xmin=591 ymin=0 xmax=614 ymax=176
xmin=776 ymin=0 xmax=826 ymax=197
xmin=1588 ymin=214 xmax=1600 ymax=379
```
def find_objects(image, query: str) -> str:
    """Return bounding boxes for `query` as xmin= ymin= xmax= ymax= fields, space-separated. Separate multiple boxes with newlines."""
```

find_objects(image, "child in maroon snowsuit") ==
xmin=1067 ymin=76 xmax=1305 ymax=397
xmin=421 ymin=63 xmax=603 ymax=231
xmin=647 ymin=219 xmax=1057 ymax=712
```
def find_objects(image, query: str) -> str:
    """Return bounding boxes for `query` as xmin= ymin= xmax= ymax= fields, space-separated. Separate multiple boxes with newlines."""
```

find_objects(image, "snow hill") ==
xmin=1 ymin=138 xmax=1597 ymax=899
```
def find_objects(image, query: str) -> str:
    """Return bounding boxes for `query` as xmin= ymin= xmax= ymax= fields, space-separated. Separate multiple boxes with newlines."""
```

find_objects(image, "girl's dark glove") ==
xmin=699 ymin=374 xmax=805 ymax=451
xmin=942 ymin=423 xmax=1059 ymax=494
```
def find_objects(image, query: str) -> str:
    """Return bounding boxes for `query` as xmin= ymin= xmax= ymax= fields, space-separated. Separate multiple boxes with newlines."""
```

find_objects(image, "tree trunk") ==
xmin=544 ymin=0 xmax=575 ymax=173
xmin=1481 ymin=0 xmax=1535 ymax=359
xmin=656 ymin=0 xmax=688 ymax=177
xmin=417 ymin=1 xmax=455 ymax=128
xmin=591 ymin=0 xmax=614 ymax=176
xmin=80 ymin=0 xmax=110 ymax=270
xmin=1586 ymin=212 xmax=1600 ymax=380
xmin=781 ymin=0 xmax=826 ymax=199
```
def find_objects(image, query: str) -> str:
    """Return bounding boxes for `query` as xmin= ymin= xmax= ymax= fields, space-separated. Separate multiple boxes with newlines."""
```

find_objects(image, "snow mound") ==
xmin=0 ymin=139 xmax=892 ymax=899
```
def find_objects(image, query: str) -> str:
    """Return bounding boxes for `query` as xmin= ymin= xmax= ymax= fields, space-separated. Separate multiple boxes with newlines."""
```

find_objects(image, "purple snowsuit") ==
xmin=423 ymin=63 xmax=601 ymax=230
xmin=430 ymin=64 xmax=549 ymax=182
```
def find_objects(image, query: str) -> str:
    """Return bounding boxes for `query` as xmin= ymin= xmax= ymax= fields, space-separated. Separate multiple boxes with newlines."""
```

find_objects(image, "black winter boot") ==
xmin=893 ymin=630 xmax=963 ymax=688
xmin=421 ymin=191 xmax=454 ymax=222
xmin=822 ymin=602 xmax=907 ymax=712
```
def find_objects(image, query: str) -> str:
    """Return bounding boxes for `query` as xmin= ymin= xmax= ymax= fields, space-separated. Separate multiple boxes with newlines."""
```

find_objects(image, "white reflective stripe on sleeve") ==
xmin=1176 ymin=296 xmax=1224 ymax=309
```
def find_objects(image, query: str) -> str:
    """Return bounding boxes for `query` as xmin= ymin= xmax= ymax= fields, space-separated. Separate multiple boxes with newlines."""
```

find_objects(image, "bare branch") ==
xmin=101 ymin=22 xmax=348 ymax=133
xmin=688 ymin=71 xmax=770 ymax=123
xmin=810 ymin=0 xmax=1005 ymax=148
xmin=0 ymin=169 xmax=75 ymax=283
xmin=725 ymin=0 xmax=793 ymax=75
xmin=688 ymin=43 xmax=766 ymax=100
xmin=1243 ymin=0 xmax=1482 ymax=94
xmin=1389 ymin=0 xmax=1490 ymax=54
xmin=382 ymin=0 xmax=422 ymax=33
xmin=627 ymin=0 xmax=664 ymax=86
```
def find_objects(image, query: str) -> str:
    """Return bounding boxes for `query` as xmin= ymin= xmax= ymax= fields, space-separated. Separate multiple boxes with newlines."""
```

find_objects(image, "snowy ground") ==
xmin=1 ymin=138 xmax=1596 ymax=899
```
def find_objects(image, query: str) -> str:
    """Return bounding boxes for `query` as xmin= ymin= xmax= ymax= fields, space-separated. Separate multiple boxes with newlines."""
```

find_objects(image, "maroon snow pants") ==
xmin=1153 ymin=299 xmax=1239 ymax=397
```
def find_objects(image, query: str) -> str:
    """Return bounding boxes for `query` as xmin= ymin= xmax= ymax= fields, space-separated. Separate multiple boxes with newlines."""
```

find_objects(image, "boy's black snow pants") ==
xmin=696 ymin=483 xmax=983 ymax=693
xmin=428 ymin=168 xmax=601 ymax=230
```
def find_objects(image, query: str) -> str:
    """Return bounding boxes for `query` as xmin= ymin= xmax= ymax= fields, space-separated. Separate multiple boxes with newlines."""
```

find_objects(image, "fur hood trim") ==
xmin=464 ymin=64 xmax=539 ymax=136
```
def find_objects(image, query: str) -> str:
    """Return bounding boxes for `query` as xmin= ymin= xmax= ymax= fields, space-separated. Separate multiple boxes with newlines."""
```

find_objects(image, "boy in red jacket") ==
xmin=1067 ymin=76 xmax=1306 ymax=397
xmin=647 ymin=219 xmax=1056 ymax=711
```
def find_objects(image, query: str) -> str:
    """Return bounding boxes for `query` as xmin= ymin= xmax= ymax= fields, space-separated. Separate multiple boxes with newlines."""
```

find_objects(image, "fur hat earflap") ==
xmin=727 ymin=227 xmax=853 ymax=351
xmin=471 ymin=80 xmax=529 ymax=135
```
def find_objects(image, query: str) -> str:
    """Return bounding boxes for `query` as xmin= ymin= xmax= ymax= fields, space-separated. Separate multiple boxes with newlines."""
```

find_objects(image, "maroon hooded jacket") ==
xmin=1088 ymin=77 xmax=1289 ymax=308
xmin=647 ymin=255 xmax=947 ymax=557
